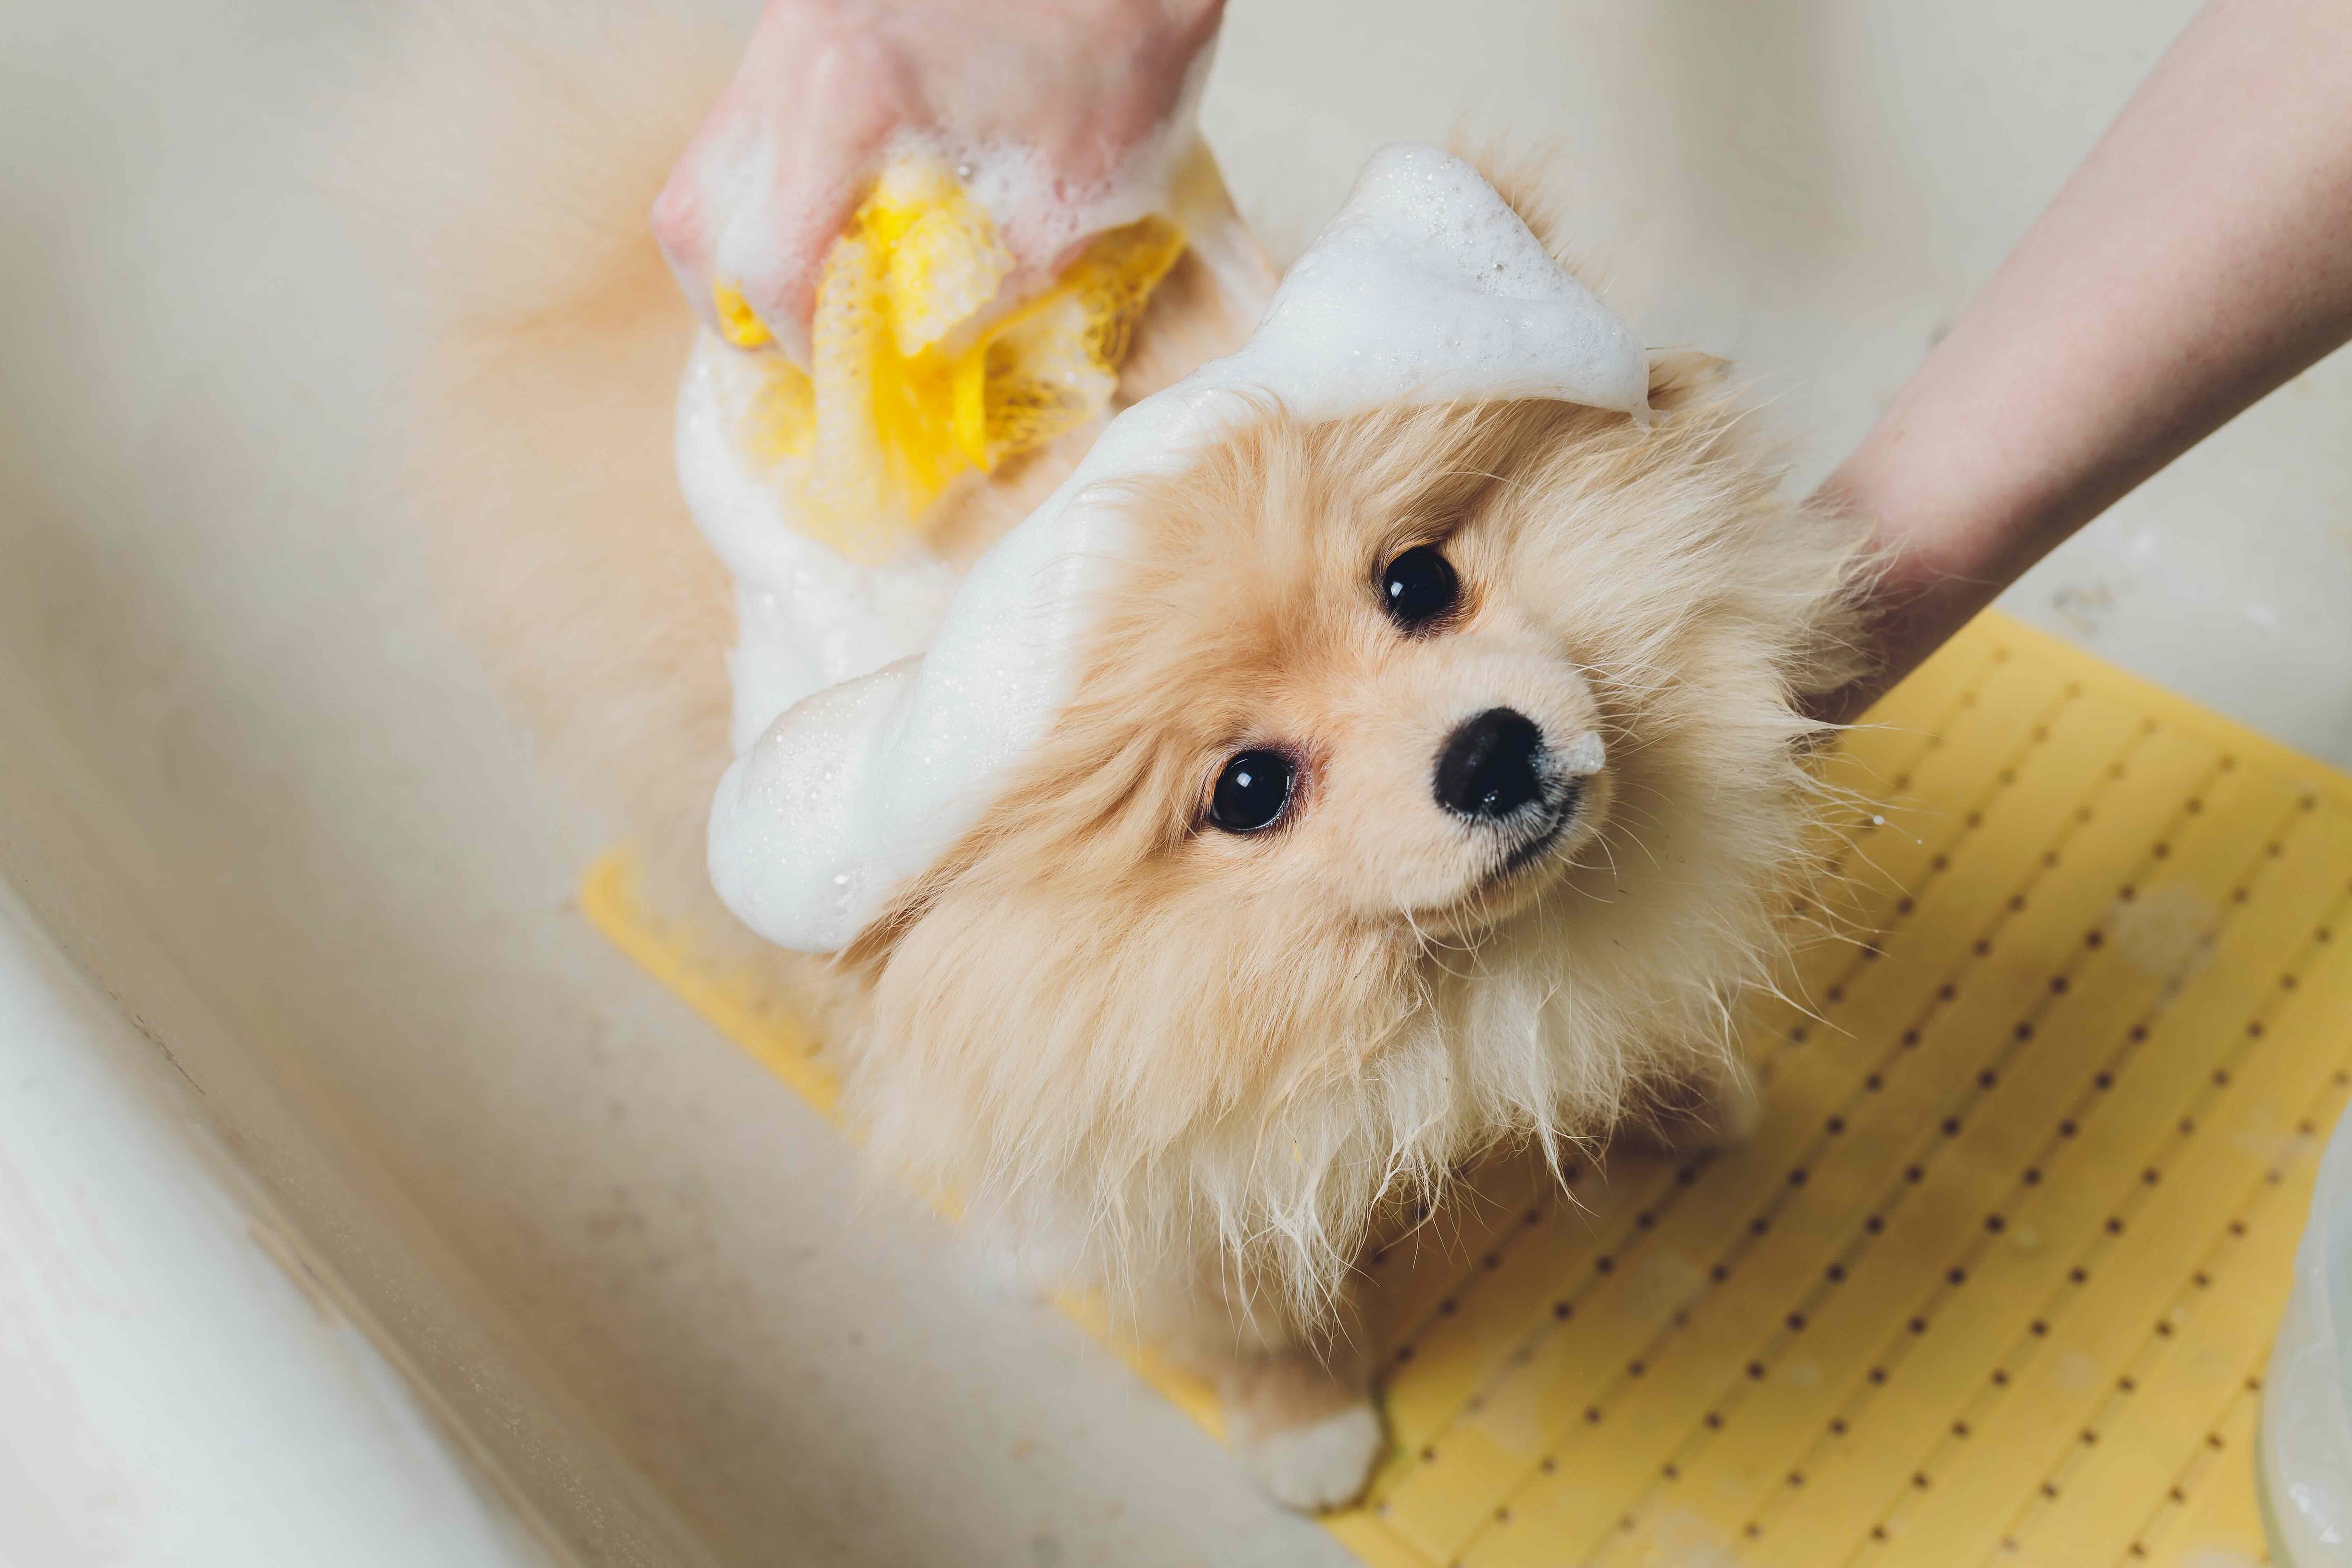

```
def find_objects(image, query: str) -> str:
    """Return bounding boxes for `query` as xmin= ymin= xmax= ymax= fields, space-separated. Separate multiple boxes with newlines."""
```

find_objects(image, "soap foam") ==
xmin=699 ymin=143 xmax=1652 ymax=952
xmin=691 ymin=41 xmax=1217 ymax=367
xmin=676 ymin=334 xmax=958 ymax=753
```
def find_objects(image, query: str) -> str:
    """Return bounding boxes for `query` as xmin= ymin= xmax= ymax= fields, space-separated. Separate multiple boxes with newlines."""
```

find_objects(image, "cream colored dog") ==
xmin=390 ymin=11 xmax=1872 ymax=1511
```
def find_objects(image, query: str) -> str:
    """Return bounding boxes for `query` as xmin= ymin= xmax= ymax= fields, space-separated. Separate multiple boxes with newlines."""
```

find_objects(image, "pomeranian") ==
xmin=386 ymin=6 xmax=1873 ymax=1512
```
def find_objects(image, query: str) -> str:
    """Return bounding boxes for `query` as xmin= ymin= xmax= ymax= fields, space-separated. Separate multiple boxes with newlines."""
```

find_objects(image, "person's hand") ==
xmin=652 ymin=0 xmax=1224 ymax=363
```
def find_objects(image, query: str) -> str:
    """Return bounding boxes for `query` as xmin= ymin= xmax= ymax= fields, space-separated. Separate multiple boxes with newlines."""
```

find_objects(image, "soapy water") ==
xmin=682 ymin=45 xmax=1252 ymax=572
xmin=684 ymin=42 xmax=1221 ymax=367
xmin=690 ymin=143 xmax=1652 ymax=953
xmin=715 ymin=158 xmax=1193 ymax=562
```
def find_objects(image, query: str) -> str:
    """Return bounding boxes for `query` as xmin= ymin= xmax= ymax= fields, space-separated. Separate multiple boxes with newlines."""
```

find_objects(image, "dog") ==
xmin=382 ymin=7 xmax=1874 ymax=1512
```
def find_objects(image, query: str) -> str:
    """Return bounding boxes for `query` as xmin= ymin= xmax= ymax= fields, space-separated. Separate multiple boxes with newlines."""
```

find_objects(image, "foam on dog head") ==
xmin=706 ymin=144 xmax=1652 ymax=952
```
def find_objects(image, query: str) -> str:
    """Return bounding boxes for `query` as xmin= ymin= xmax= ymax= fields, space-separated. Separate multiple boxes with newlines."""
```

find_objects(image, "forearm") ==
xmin=1817 ymin=0 xmax=2352 ymax=718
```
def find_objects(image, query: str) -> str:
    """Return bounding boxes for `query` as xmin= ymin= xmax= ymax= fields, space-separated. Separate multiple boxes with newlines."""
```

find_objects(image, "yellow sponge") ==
xmin=711 ymin=153 xmax=1187 ymax=562
xmin=585 ymin=610 xmax=2334 ymax=1566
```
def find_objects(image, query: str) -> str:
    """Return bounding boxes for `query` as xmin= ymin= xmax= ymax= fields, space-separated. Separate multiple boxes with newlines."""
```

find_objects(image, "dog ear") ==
xmin=1646 ymin=349 xmax=1733 ymax=413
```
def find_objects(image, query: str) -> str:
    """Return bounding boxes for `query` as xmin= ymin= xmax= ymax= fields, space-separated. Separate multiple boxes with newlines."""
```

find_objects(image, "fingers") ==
xmin=654 ymin=5 xmax=909 ymax=360
xmin=652 ymin=0 xmax=1228 ymax=362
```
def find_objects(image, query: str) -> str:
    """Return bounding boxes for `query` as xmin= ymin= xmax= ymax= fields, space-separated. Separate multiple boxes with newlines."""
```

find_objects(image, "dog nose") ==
xmin=1435 ymin=708 xmax=1545 ymax=819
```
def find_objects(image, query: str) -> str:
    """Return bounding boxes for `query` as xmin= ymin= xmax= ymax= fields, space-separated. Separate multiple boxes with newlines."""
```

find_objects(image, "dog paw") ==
xmin=1238 ymin=1398 xmax=1385 ymax=1513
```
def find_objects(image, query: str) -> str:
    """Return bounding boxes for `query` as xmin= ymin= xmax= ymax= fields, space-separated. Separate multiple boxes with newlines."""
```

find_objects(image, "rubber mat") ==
xmin=583 ymin=610 xmax=2344 ymax=1567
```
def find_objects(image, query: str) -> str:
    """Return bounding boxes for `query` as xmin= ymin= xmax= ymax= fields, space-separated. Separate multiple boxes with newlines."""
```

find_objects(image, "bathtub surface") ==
xmin=0 ymin=882 xmax=556 ymax=1568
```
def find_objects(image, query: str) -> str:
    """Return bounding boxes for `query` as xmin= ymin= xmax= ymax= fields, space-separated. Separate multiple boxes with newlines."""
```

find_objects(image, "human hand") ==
xmin=651 ymin=0 xmax=1224 ymax=363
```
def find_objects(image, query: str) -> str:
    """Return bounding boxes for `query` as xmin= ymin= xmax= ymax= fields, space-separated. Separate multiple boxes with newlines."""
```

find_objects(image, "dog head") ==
xmin=840 ymin=357 xmax=1870 ymax=1313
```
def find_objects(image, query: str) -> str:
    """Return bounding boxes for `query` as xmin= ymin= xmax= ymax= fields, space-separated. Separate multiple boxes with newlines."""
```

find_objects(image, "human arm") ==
xmin=1815 ymin=0 xmax=2352 ymax=721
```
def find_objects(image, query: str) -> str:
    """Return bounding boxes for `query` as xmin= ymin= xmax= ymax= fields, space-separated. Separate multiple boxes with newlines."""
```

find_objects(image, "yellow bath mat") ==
xmin=583 ymin=609 xmax=2343 ymax=1567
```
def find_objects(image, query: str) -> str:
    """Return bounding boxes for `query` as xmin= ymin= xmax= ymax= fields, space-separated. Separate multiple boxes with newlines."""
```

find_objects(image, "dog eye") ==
xmin=1380 ymin=546 xmax=1459 ymax=630
xmin=1209 ymin=749 xmax=1294 ymax=833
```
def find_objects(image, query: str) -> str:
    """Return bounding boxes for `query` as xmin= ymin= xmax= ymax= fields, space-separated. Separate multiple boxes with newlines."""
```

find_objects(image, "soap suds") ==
xmin=676 ymin=336 xmax=958 ymax=754
xmin=691 ymin=41 xmax=1218 ymax=367
xmin=696 ymin=143 xmax=1652 ymax=952
xmin=1559 ymin=729 xmax=1609 ymax=777
xmin=894 ymin=40 xmax=1218 ymax=330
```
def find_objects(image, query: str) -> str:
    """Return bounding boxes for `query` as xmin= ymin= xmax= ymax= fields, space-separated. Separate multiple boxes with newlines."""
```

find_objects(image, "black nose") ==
xmin=1435 ymin=708 xmax=1545 ymax=820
